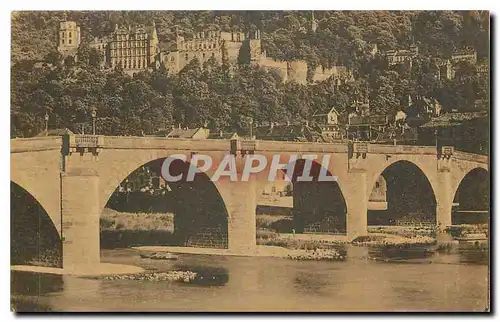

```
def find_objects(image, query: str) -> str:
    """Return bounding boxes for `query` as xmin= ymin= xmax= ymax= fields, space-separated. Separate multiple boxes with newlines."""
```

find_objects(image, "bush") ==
xmin=256 ymin=229 xmax=278 ymax=240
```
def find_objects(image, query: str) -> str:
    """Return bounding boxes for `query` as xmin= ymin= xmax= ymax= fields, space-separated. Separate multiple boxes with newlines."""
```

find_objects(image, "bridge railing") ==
xmin=231 ymin=139 xmax=258 ymax=154
xmin=368 ymin=144 xmax=437 ymax=155
xmin=74 ymin=135 xmax=99 ymax=147
xmin=64 ymin=135 xmax=104 ymax=150
xmin=453 ymin=150 xmax=489 ymax=164
xmin=10 ymin=136 xmax=62 ymax=153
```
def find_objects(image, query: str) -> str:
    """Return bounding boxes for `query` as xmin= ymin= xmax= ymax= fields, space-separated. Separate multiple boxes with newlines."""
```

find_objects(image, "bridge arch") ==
xmin=11 ymin=181 xmax=62 ymax=267
xmin=368 ymin=158 xmax=439 ymax=202
xmin=10 ymin=176 xmax=62 ymax=236
xmin=367 ymin=160 xmax=437 ymax=226
xmin=101 ymin=156 xmax=231 ymax=249
xmin=451 ymin=167 xmax=489 ymax=225
xmin=451 ymin=164 xmax=489 ymax=201
xmin=256 ymin=157 xmax=347 ymax=235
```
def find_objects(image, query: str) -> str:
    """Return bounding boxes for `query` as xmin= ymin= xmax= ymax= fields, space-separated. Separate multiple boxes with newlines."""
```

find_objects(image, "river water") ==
xmin=11 ymin=245 xmax=489 ymax=312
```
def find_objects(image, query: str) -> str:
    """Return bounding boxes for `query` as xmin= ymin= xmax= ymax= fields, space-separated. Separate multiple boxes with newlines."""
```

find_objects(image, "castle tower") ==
xmin=57 ymin=20 xmax=81 ymax=57
xmin=311 ymin=11 xmax=317 ymax=33
xmin=248 ymin=30 xmax=262 ymax=63
xmin=149 ymin=21 xmax=159 ymax=66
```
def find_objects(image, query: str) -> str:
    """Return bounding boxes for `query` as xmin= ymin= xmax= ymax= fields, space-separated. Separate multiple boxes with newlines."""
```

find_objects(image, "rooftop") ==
xmin=166 ymin=128 xmax=203 ymax=139
xmin=420 ymin=111 xmax=488 ymax=128
xmin=254 ymin=123 xmax=312 ymax=142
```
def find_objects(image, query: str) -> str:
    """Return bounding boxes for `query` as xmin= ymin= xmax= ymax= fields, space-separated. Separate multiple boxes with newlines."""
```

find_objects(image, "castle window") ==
xmin=69 ymin=39 xmax=72 ymax=44
xmin=171 ymin=56 xmax=175 ymax=62
xmin=185 ymin=53 xmax=189 ymax=61
xmin=376 ymin=182 xmax=380 ymax=189
xmin=133 ymin=61 xmax=136 ymax=68
xmin=203 ymin=53 xmax=206 ymax=60
xmin=69 ymin=32 xmax=72 ymax=38
xmin=62 ymin=39 xmax=65 ymax=44
xmin=212 ymin=52 xmax=215 ymax=57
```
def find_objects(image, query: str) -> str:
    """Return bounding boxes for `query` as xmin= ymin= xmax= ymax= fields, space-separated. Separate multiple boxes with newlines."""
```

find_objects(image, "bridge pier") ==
xmin=345 ymin=171 xmax=368 ymax=239
xmin=217 ymin=177 xmax=257 ymax=255
xmin=345 ymin=143 xmax=369 ymax=239
xmin=436 ymin=171 xmax=453 ymax=228
xmin=436 ymin=151 xmax=453 ymax=229
xmin=61 ymin=168 xmax=101 ymax=271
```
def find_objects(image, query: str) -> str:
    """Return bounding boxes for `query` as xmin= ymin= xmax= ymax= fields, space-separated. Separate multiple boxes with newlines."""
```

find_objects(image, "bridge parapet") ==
xmin=73 ymin=135 xmax=102 ymax=148
xmin=230 ymin=139 xmax=258 ymax=155
xmin=64 ymin=134 xmax=104 ymax=155
xmin=439 ymin=146 xmax=454 ymax=159
xmin=368 ymin=144 xmax=437 ymax=155
xmin=96 ymin=136 xmax=230 ymax=151
xmin=453 ymin=150 xmax=488 ymax=164
xmin=348 ymin=142 xmax=368 ymax=172
xmin=10 ymin=136 xmax=62 ymax=153
xmin=255 ymin=140 xmax=347 ymax=153
xmin=437 ymin=146 xmax=454 ymax=172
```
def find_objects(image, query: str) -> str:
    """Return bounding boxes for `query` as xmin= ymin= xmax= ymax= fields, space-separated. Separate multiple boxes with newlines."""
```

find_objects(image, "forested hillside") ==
xmin=11 ymin=11 xmax=489 ymax=138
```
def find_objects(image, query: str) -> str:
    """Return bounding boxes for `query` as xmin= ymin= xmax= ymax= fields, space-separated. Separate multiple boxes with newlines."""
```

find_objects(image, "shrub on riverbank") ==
xmin=256 ymin=229 xmax=279 ymax=241
xmin=435 ymin=242 xmax=458 ymax=253
xmin=257 ymin=235 xmax=344 ymax=251
xmin=288 ymin=248 xmax=344 ymax=261
xmin=352 ymin=234 xmax=435 ymax=246
xmin=101 ymin=208 xmax=175 ymax=232
xmin=445 ymin=224 xmax=489 ymax=238
xmin=256 ymin=214 xmax=293 ymax=233
xmin=100 ymin=271 xmax=198 ymax=283
xmin=100 ymin=209 xmax=177 ymax=248
xmin=26 ymin=249 xmax=61 ymax=268
xmin=367 ymin=225 xmax=436 ymax=238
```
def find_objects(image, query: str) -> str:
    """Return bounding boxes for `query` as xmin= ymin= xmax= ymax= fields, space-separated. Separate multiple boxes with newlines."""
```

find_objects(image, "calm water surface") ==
xmin=11 ymin=245 xmax=489 ymax=312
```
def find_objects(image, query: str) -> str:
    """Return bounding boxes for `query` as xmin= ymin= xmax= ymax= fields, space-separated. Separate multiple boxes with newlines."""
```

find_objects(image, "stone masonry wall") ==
xmin=185 ymin=226 xmax=228 ymax=249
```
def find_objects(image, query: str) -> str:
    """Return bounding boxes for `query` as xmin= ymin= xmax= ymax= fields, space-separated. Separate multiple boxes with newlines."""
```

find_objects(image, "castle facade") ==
xmin=57 ymin=19 xmax=352 ymax=84
xmin=59 ymin=21 xmax=160 ymax=74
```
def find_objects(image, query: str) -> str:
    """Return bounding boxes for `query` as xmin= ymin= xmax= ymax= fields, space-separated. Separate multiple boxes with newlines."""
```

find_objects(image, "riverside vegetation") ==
xmin=102 ymin=208 xmax=487 ymax=249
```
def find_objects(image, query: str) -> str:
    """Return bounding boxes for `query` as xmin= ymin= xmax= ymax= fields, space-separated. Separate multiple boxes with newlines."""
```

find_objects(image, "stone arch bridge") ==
xmin=11 ymin=135 xmax=488 ymax=270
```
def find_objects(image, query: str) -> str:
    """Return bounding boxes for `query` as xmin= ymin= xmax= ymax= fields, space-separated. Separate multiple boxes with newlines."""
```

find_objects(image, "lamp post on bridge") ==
xmin=249 ymin=117 xmax=253 ymax=139
xmin=44 ymin=112 xmax=49 ymax=136
xmin=92 ymin=107 xmax=97 ymax=135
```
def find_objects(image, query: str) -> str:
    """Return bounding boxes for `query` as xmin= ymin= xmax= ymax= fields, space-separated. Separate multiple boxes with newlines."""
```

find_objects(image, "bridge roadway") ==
xmin=10 ymin=135 xmax=488 ymax=272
